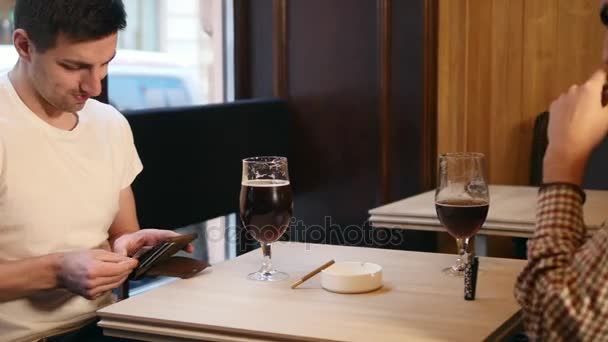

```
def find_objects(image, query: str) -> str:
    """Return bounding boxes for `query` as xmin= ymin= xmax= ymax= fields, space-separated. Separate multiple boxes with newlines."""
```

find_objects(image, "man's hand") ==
xmin=112 ymin=229 xmax=195 ymax=257
xmin=56 ymin=250 xmax=137 ymax=300
xmin=544 ymin=69 xmax=608 ymax=184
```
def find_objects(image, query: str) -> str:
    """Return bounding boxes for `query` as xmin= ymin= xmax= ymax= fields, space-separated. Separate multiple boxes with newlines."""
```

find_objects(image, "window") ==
xmin=0 ymin=0 xmax=14 ymax=46
xmin=0 ymin=0 xmax=232 ymax=110
xmin=114 ymin=0 xmax=228 ymax=110
xmin=109 ymin=75 xmax=192 ymax=110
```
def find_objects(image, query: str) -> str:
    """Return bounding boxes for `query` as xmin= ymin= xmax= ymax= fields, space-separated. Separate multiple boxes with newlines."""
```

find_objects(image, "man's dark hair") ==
xmin=13 ymin=0 xmax=127 ymax=52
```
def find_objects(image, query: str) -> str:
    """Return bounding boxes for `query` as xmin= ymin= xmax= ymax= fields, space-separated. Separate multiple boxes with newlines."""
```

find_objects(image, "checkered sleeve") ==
xmin=514 ymin=184 xmax=608 ymax=341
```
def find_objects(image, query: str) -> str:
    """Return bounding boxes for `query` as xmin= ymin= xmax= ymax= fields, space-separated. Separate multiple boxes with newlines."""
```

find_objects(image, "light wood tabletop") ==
xmin=369 ymin=185 xmax=608 ymax=238
xmin=98 ymin=242 xmax=526 ymax=341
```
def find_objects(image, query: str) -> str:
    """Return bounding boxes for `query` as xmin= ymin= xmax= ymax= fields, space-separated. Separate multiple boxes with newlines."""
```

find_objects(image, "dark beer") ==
xmin=239 ymin=179 xmax=293 ymax=243
xmin=435 ymin=199 xmax=489 ymax=239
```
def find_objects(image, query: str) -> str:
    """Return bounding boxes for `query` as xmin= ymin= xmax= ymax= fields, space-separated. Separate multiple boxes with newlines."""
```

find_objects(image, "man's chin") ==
xmin=65 ymin=102 xmax=86 ymax=112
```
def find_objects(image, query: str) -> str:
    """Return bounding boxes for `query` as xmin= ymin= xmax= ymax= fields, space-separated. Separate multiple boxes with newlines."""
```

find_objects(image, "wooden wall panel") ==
xmin=250 ymin=0 xmax=274 ymax=98
xmin=490 ymin=0 xmax=524 ymax=184
xmin=438 ymin=0 xmax=604 ymax=185
xmin=556 ymin=0 xmax=604 ymax=91
xmin=237 ymin=0 xmax=433 ymax=251
xmin=438 ymin=0 xmax=603 ymax=257
xmin=465 ymin=0 xmax=493 ymax=158
xmin=287 ymin=0 xmax=380 ymax=229
xmin=519 ymin=0 xmax=558 ymax=185
xmin=421 ymin=0 xmax=438 ymax=191
xmin=437 ymin=0 xmax=467 ymax=154
xmin=393 ymin=0 xmax=426 ymax=197
xmin=379 ymin=0 xmax=392 ymax=204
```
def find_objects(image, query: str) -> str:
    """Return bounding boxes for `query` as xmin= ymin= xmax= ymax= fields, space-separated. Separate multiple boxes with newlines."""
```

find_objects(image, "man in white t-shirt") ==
xmin=0 ymin=1 xmax=193 ymax=341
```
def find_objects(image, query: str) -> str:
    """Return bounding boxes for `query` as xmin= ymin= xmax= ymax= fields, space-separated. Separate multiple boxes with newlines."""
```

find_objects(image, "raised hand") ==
xmin=544 ymin=69 xmax=608 ymax=184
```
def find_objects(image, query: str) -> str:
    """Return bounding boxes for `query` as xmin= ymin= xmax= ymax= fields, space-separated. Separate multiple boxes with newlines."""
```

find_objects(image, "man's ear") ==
xmin=12 ymin=29 xmax=34 ymax=62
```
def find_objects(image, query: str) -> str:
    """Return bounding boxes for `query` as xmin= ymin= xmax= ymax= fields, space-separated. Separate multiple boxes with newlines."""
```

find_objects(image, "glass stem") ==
xmin=261 ymin=242 xmax=273 ymax=274
xmin=455 ymin=237 xmax=470 ymax=271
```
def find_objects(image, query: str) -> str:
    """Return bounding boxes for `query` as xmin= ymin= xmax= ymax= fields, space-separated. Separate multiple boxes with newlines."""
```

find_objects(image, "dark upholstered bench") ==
xmin=124 ymin=98 xmax=290 ymax=229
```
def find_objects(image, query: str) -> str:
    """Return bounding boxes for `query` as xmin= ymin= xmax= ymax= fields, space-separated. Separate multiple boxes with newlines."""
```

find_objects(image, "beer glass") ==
xmin=239 ymin=156 xmax=293 ymax=281
xmin=435 ymin=153 xmax=489 ymax=276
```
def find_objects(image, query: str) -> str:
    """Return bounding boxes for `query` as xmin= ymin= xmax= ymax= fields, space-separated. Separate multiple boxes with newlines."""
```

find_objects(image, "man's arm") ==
xmin=110 ymin=186 xmax=194 ymax=257
xmin=0 ymin=250 xmax=137 ymax=302
xmin=515 ymin=69 xmax=608 ymax=340
xmin=108 ymin=186 xmax=140 ymax=245
xmin=0 ymin=254 xmax=62 ymax=301
xmin=514 ymin=185 xmax=608 ymax=340
xmin=0 ymin=188 xmax=141 ymax=302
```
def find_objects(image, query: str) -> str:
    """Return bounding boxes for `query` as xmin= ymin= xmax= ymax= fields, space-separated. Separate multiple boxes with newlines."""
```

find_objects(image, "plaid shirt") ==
xmin=515 ymin=184 xmax=608 ymax=341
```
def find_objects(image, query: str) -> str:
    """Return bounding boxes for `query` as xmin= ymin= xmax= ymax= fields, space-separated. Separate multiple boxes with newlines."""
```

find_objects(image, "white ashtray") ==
xmin=321 ymin=261 xmax=383 ymax=294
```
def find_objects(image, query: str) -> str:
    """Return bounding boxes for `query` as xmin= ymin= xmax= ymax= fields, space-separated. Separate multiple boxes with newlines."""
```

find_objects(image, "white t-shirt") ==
xmin=0 ymin=73 xmax=143 ymax=341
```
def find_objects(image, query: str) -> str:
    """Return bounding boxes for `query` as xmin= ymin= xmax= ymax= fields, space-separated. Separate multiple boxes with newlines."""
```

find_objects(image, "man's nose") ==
xmin=80 ymin=69 xmax=104 ymax=97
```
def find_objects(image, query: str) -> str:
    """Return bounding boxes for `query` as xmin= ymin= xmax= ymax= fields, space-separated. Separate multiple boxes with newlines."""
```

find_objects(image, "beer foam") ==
xmin=242 ymin=179 xmax=290 ymax=187
xmin=435 ymin=199 xmax=488 ymax=207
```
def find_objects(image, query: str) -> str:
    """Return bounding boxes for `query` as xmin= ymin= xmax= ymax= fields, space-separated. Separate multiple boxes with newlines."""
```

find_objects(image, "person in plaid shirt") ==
xmin=514 ymin=2 xmax=608 ymax=340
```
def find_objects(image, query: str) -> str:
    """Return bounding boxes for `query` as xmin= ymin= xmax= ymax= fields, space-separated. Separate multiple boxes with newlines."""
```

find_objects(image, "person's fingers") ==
xmin=145 ymin=229 xmax=180 ymax=243
xmin=113 ymin=234 xmax=146 ymax=257
xmin=115 ymin=230 xmax=196 ymax=258
xmin=88 ymin=277 xmax=129 ymax=299
xmin=184 ymin=243 xmax=194 ymax=253
xmin=91 ymin=258 xmax=138 ymax=278
xmin=549 ymin=97 xmax=562 ymax=115
xmin=587 ymin=68 xmax=607 ymax=88
xmin=125 ymin=237 xmax=147 ymax=257
xmin=146 ymin=230 xmax=194 ymax=253
xmin=87 ymin=272 xmax=131 ymax=290
xmin=582 ymin=71 xmax=608 ymax=114
xmin=92 ymin=249 xmax=133 ymax=263
xmin=112 ymin=242 xmax=128 ymax=257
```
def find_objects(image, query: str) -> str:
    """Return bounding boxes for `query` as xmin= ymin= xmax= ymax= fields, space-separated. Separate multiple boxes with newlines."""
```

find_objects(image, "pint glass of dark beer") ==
xmin=239 ymin=156 xmax=292 ymax=281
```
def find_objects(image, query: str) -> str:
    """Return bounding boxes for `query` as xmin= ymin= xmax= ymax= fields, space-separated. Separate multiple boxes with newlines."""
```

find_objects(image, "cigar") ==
xmin=464 ymin=256 xmax=479 ymax=301
xmin=291 ymin=260 xmax=335 ymax=289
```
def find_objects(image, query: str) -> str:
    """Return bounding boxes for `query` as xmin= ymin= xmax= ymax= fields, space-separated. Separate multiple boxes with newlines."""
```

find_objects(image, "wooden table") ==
xmin=369 ymin=185 xmax=608 ymax=238
xmin=98 ymin=242 xmax=526 ymax=341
